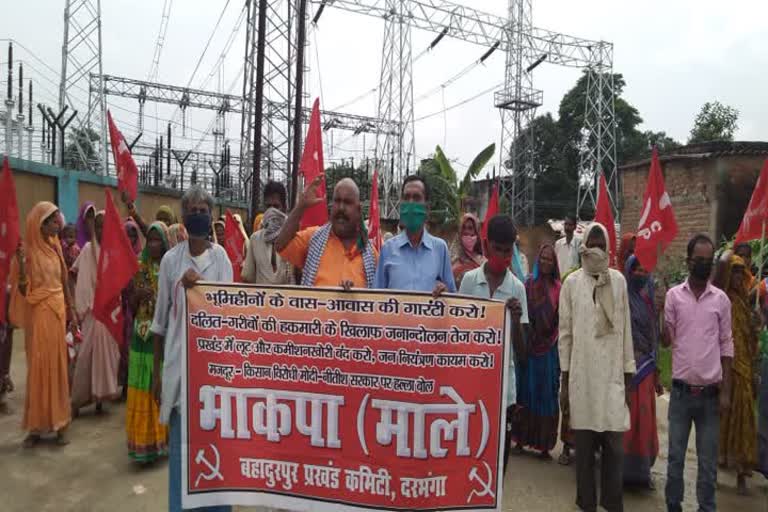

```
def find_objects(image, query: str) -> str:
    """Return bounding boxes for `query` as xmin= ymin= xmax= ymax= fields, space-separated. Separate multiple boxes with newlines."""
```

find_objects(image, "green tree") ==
xmin=63 ymin=126 xmax=100 ymax=171
xmin=324 ymin=161 xmax=372 ymax=205
xmin=688 ymin=101 xmax=739 ymax=143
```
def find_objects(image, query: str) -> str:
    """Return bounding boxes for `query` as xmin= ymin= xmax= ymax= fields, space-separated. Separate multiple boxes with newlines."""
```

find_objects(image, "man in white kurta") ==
xmin=559 ymin=223 xmax=635 ymax=512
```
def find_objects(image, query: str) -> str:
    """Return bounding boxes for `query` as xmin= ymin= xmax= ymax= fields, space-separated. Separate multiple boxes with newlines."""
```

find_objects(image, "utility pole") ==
xmin=290 ymin=0 xmax=309 ymax=208
xmin=16 ymin=63 xmax=25 ymax=159
xmin=5 ymin=43 xmax=14 ymax=156
xmin=250 ymin=0 xmax=268 ymax=217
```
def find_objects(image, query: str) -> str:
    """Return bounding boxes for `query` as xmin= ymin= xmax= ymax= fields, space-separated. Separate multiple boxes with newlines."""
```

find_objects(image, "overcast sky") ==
xmin=3 ymin=0 xmax=766 ymax=176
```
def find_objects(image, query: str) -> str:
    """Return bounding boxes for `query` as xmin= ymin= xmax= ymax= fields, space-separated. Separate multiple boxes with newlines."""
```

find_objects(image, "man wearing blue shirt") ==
xmin=374 ymin=175 xmax=456 ymax=295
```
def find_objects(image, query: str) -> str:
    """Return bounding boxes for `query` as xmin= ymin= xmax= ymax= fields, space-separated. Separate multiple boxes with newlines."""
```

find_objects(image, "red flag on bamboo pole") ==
xmin=735 ymin=159 xmax=768 ymax=245
xmin=0 ymin=156 xmax=20 ymax=323
xmin=481 ymin=179 xmax=500 ymax=252
xmin=224 ymin=210 xmax=247 ymax=282
xmin=107 ymin=110 xmax=138 ymax=201
xmin=93 ymin=190 xmax=139 ymax=343
xmin=594 ymin=172 xmax=617 ymax=266
xmin=299 ymin=98 xmax=328 ymax=229
xmin=368 ymin=169 xmax=381 ymax=251
xmin=634 ymin=147 xmax=678 ymax=271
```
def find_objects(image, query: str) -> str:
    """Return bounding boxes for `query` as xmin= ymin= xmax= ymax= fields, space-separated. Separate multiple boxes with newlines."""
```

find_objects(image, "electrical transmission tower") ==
xmin=375 ymin=0 xmax=416 ymax=218
xmin=311 ymin=0 xmax=619 ymax=224
xmin=242 ymin=0 xmax=308 ymax=208
xmin=496 ymin=0 xmax=541 ymax=225
xmin=60 ymin=0 xmax=108 ymax=173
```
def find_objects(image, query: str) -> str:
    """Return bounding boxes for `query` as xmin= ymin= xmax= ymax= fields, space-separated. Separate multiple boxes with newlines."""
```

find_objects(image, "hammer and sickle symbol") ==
xmin=466 ymin=460 xmax=495 ymax=503
xmin=194 ymin=444 xmax=224 ymax=488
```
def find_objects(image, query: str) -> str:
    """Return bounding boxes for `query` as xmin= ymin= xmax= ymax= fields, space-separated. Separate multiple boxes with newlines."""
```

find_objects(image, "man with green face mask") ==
xmin=374 ymin=175 xmax=456 ymax=295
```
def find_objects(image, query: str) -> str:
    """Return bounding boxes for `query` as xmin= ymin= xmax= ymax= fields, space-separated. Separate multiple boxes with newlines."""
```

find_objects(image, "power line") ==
xmin=414 ymin=82 xmax=503 ymax=123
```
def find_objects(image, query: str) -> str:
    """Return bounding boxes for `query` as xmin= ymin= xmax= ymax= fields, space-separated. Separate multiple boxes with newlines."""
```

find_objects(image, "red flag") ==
xmin=594 ymin=172 xmax=617 ymax=266
xmin=634 ymin=148 xmax=679 ymax=271
xmin=368 ymin=169 xmax=381 ymax=251
xmin=107 ymin=110 xmax=139 ymax=202
xmin=0 ymin=156 xmax=20 ymax=323
xmin=735 ymin=159 xmax=768 ymax=245
xmin=223 ymin=210 xmax=246 ymax=282
xmin=299 ymin=98 xmax=328 ymax=229
xmin=481 ymin=180 xmax=500 ymax=252
xmin=93 ymin=190 xmax=140 ymax=343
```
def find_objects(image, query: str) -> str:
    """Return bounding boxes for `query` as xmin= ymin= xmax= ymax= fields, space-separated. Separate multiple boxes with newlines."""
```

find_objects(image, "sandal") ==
xmin=23 ymin=434 xmax=41 ymax=449
xmin=558 ymin=451 xmax=572 ymax=466
xmin=55 ymin=431 xmax=70 ymax=446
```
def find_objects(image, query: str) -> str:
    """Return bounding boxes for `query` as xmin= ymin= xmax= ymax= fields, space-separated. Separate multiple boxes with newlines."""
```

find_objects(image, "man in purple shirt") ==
xmin=663 ymin=234 xmax=734 ymax=512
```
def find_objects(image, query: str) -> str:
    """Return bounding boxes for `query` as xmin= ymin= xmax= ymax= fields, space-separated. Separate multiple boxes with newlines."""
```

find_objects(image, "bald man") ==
xmin=275 ymin=175 xmax=378 ymax=289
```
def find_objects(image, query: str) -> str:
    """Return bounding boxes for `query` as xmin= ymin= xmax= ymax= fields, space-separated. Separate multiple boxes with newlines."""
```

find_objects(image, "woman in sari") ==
xmin=126 ymin=221 xmax=170 ymax=463
xmin=617 ymin=232 xmax=636 ymax=270
xmin=75 ymin=201 xmax=95 ymax=248
xmin=623 ymin=255 xmax=660 ymax=488
xmin=121 ymin=218 xmax=143 ymax=398
xmin=10 ymin=202 xmax=72 ymax=446
xmin=167 ymin=223 xmax=188 ymax=247
xmin=155 ymin=205 xmax=177 ymax=226
xmin=71 ymin=210 xmax=121 ymax=415
xmin=717 ymin=254 xmax=758 ymax=494
xmin=451 ymin=213 xmax=484 ymax=288
xmin=511 ymin=243 xmax=561 ymax=458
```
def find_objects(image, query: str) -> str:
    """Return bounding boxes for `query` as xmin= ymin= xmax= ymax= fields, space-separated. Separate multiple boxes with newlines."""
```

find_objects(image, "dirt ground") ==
xmin=0 ymin=332 xmax=766 ymax=512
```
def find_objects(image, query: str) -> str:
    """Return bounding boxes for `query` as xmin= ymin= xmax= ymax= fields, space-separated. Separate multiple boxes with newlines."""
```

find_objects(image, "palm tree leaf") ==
xmin=460 ymin=143 xmax=495 ymax=195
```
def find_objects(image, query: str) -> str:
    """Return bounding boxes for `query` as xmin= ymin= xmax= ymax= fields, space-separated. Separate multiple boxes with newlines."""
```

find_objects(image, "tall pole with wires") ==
xmin=290 ymin=0 xmax=309 ymax=208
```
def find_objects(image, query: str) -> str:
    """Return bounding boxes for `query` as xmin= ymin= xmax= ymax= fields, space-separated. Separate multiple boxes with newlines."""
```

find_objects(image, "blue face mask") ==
xmin=184 ymin=212 xmax=212 ymax=239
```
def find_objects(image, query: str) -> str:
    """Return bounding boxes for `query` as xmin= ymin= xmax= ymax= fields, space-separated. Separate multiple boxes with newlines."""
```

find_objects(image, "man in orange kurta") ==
xmin=276 ymin=176 xmax=378 ymax=288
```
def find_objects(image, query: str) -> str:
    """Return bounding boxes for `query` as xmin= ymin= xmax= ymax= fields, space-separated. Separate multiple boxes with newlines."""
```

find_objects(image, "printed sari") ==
xmin=510 ymin=244 xmax=561 ymax=453
xmin=719 ymin=255 xmax=758 ymax=475
xmin=622 ymin=255 xmax=659 ymax=486
xmin=126 ymin=222 xmax=169 ymax=462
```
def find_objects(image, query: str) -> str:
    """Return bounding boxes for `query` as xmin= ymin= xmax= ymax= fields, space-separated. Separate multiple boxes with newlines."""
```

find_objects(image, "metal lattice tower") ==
xmin=495 ymin=0 xmax=542 ymax=226
xmin=60 ymin=0 xmax=108 ymax=173
xmin=241 ymin=0 xmax=308 ymax=205
xmin=375 ymin=0 xmax=416 ymax=219
xmin=311 ymin=0 xmax=619 ymax=224
xmin=576 ymin=43 xmax=618 ymax=217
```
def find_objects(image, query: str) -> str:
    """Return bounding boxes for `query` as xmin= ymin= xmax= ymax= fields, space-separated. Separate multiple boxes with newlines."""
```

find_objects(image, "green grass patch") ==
xmin=658 ymin=347 xmax=672 ymax=390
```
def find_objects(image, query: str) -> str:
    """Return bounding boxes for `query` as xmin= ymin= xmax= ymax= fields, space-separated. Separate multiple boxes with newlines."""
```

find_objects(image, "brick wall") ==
xmin=621 ymin=157 xmax=716 ymax=263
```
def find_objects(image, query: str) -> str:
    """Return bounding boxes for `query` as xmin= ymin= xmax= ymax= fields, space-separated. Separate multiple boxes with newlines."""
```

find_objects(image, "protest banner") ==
xmin=182 ymin=284 xmax=509 ymax=511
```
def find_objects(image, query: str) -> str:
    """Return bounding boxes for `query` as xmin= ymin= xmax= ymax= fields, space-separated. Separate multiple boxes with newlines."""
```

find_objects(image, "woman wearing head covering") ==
xmin=126 ymin=222 xmax=170 ymax=463
xmin=155 ymin=205 xmax=177 ymax=226
xmin=71 ymin=210 xmax=121 ymax=415
xmin=9 ymin=202 xmax=73 ymax=446
xmin=125 ymin=218 xmax=142 ymax=255
xmin=252 ymin=212 xmax=264 ymax=233
xmin=75 ymin=201 xmax=96 ymax=248
xmin=758 ymin=311 xmax=768 ymax=479
xmin=622 ymin=255 xmax=660 ymax=488
xmin=242 ymin=207 xmax=294 ymax=285
xmin=511 ymin=243 xmax=561 ymax=458
xmin=166 ymin=223 xmax=188 ymax=247
xmin=715 ymin=253 xmax=758 ymax=494
xmin=452 ymin=214 xmax=484 ymax=288
xmin=617 ymin=232 xmax=636 ymax=270
xmin=212 ymin=217 xmax=226 ymax=245
xmin=119 ymin=218 xmax=144 ymax=400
